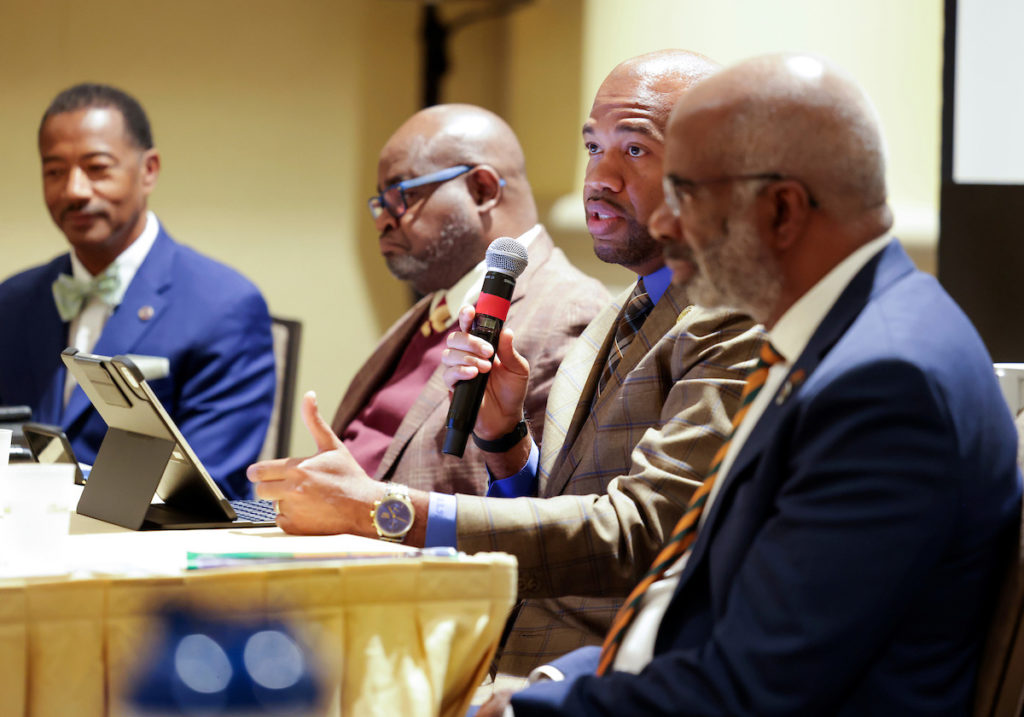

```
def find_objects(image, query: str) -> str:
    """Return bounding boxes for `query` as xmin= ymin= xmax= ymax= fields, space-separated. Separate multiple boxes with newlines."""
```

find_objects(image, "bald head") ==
xmin=671 ymin=53 xmax=891 ymax=230
xmin=379 ymin=103 xmax=535 ymax=221
xmin=374 ymin=104 xmax=538 ymax=294
xmin=593 ymin=50 xmax=721 ymax=137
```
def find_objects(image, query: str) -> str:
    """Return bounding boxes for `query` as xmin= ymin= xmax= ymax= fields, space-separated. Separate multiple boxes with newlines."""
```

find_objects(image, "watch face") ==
xmin=375 ymin=498 xmax=413 ymax=536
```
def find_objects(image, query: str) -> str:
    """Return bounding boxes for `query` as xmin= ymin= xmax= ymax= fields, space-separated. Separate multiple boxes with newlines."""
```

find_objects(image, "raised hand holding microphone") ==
xmin=442 ymin=237 xmax=529 ymax=457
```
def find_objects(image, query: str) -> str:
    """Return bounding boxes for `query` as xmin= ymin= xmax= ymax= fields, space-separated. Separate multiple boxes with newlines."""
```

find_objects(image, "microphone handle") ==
xmin=443 ymin=270 xmax=516 ymax=457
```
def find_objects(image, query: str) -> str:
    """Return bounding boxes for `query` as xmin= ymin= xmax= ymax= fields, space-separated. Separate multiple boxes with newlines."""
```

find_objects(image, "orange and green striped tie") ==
xmin=596 ymin=341 xmax=784 ymax=675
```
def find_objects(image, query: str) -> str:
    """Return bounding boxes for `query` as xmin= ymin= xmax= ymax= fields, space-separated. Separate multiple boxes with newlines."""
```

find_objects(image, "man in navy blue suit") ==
xmin=479 ymin=53 xmax=1022 ymax=716
xmin=0 ymin=84 xmax=275 ymax=500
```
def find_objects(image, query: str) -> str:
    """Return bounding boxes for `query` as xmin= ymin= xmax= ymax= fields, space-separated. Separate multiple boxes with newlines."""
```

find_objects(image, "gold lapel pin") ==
xmin=138 ymin=305 xmax=155 ymax=321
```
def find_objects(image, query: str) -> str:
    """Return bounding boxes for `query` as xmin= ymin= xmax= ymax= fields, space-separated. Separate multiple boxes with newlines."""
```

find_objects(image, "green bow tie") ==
xmin=51 ymin=270 xmax=122 ymax=322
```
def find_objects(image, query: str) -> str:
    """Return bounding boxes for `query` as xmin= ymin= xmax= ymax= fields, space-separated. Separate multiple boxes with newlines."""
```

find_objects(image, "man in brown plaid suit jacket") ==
xmin=249 ymin=51 xmax=763 ymax=680
xmin=329 ymin=104 xmax=607 ymax=496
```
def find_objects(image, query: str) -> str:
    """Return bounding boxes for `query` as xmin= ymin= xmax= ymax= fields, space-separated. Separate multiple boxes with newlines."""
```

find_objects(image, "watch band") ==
xmin=472 ymin=419 xmax=529 ymax=453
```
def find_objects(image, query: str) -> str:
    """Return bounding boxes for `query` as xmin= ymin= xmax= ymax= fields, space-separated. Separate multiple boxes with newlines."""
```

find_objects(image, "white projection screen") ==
xmin=939 ymin=0 xmax=1024 ymax=361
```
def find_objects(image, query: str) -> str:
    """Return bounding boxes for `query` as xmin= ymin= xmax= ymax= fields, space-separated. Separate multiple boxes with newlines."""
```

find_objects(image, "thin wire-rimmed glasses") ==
xmin=368 ymin=165 xmax=505 ymax=221
xmin=662 ymin=172 xmax=819 ymax=217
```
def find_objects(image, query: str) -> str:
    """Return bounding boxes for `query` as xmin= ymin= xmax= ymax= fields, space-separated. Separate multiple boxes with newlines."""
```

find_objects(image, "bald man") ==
xmin=484 ymin=53 xmax=1021 ymax=717
xmin=330 ymin=104 xmax=606 ymax=495
xmin=250 ymin=51 xmax=764 ymax=679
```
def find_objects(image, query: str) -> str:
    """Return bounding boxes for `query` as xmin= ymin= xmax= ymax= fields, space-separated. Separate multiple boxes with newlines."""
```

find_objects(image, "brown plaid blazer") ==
xmin=454 ymin=281 xmax=765 ymax=675
xmin=331 ymin=228 xmax=608 ymax=495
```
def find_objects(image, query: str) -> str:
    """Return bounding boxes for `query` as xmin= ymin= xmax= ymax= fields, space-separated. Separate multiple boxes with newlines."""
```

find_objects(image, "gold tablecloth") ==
xmin=0 ymin=551 xmax=517 ymax=716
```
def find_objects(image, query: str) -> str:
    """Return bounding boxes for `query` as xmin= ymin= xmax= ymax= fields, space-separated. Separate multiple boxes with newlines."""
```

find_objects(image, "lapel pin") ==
xmin=138 ymin=305 xmax=155 ymax=321
xmin=775 ymin=369 xmax=807 ymax=405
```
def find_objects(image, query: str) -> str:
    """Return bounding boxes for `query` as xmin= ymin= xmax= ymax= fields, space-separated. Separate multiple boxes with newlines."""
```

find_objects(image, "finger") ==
xmin=247 ymin=456 xmax=297 ymax=483
xmin=442 ymin=363 xmax=480 ymax=390
xmin=275 ymin=512 xmax=301 ymax=535
xmin=445 ymin=330 xmax=494 ymax=359
xmin=254 ymin=479 xmax=291 ymax=501
xmin=495 ymin=329 xmax=530 ymax=378
xmin=301 ymin=390 xmax=343 ymax=453
xmin=457 ymin=304 xmax=476 ymax=332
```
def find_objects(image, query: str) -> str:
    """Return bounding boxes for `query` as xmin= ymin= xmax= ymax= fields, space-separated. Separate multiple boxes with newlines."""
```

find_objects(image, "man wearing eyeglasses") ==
xmin=474 ymin=52 xmax=1021 ymax=717
xmin=326 ymin=103 xmax=607 ymax=496
xmin=249 ymin=50 xmax=763 ymax=680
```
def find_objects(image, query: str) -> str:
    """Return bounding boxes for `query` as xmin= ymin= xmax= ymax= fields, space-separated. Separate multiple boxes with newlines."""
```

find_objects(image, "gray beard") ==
xmin=687 ymin=215 xmax=782 ymax=324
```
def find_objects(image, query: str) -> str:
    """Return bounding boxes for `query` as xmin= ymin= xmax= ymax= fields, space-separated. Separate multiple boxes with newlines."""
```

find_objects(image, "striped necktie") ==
xmin=597 ymin=279 xmax=654 ymax=395
xmin=597 ymin=340 xmax=783 ymax=675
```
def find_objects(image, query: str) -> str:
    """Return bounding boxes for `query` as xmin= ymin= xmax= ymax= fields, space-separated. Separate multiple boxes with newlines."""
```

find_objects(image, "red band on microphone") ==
xmin=475 ymin=292 xmax=512 ymax=321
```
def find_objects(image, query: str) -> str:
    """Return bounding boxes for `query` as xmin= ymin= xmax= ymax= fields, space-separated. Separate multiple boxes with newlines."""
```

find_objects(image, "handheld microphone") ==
xmin=443 ymin=237 xmax=529 ymax=457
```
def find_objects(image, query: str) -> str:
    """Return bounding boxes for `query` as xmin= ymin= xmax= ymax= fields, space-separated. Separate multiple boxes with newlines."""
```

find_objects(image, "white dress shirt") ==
xmin=63 ymin=211 xmax=160 ymax=404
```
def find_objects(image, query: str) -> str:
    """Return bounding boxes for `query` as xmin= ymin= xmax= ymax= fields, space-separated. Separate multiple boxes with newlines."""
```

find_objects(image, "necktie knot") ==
xmin=420 ymin=298 xmax=452 ymax=337
xmin=52 ymin=269 xmax=122 ymax=322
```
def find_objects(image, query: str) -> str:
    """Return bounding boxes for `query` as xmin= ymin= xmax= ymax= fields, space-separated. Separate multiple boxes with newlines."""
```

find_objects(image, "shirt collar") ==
xmin=70 ymin=210 xmax=160 ymax=305
xmin=429 ymin=224 xmax=543 ymax=324
xmin=769 ymin=234 xmax=892 ymax=364
xmin=640 ymin=264 xmax=673 ymax=306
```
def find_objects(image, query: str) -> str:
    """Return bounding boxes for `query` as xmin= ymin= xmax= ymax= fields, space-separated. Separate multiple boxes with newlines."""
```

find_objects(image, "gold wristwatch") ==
xmin=370 ymin=483 xmax=414 ymax=543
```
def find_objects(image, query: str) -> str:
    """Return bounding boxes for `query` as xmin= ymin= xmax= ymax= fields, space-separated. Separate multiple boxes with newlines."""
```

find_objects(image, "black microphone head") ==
xmin=485 ymin=237 xmax=529 ymax=279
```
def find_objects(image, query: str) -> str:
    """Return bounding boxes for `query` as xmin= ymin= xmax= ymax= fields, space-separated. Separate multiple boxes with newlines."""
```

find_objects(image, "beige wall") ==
xmin=0 ymin=0 xmax=583 ymax=455
xmin=0 ymin=0 xmax=943 ymax=454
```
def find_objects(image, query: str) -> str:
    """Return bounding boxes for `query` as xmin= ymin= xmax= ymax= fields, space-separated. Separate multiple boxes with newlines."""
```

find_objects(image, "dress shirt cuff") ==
xmin=424 ymin=491 xmax=458 ymax=548
xmin=485 ymin=441 xmax=539 ymax=498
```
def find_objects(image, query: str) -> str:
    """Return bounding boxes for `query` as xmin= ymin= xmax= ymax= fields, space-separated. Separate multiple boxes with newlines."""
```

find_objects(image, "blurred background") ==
xmin=0 ymin=0 xmax=943 ymax=454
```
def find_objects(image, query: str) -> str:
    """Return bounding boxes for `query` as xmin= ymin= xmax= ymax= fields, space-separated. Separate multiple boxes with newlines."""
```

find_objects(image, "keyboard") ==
xmin=229 ymin=499 xmax=277 ymax=523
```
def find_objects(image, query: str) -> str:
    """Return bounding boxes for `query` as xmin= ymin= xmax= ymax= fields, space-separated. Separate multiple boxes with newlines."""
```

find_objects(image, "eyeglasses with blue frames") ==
xmin=662 ymin=172 xmax=819 ymax=217
xmin=367 ymin=164 xmax=506 ymax=221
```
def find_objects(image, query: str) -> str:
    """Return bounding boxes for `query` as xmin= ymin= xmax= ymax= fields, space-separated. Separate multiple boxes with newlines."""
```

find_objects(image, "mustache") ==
xmin=584 ymin=193 xmax=630 ymax=215
xmin=60 ymin=202 xmax=103 ymax=223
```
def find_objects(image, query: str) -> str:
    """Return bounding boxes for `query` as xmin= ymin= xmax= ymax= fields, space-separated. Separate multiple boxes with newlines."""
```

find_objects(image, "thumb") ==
xmin=495 ymin=328 xmax=530 ymax=378
xmin=301 ymin=390 xmax=343 ymax=453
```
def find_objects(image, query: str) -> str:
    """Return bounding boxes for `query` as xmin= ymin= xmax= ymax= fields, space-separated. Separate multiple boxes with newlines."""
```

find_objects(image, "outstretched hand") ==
xmin=441 ymin=304 xmax=531 ymax=440
xmin=247 ymin=391 xmax=383 ymax=535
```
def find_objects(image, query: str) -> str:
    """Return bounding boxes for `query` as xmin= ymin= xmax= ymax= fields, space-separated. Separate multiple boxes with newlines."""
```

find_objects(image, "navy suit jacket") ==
xmin=512 ymin=241 xmax=1022 ymax=716
xmin=0 ymin=226 xmax=275 ymax=500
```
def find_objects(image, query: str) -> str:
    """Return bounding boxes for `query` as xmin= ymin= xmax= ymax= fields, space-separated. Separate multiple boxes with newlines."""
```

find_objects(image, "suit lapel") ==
xmin=62 ymin=230 xmax=175 ymax=429
xmin=684 ymin=241 xmax=912 ymax=572
xmin=592 ymin=282 xmax=688 ymax=413
xmin=537 ymin=285 xmax=627 ymax=494
xmin=543 ymin=283 xmax=690 ymax=497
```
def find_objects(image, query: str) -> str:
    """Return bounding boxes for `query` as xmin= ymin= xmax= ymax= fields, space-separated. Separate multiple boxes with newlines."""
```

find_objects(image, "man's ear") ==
xmin=760 ymin=180 xmax=812 ymax=251
xmin=140 ymin=149 xmax=161 ymax=196
xmin=467 ymin=165 xmax=503 ymax=213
